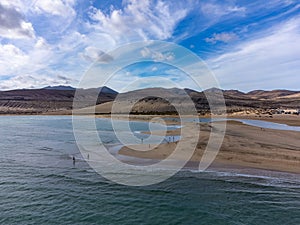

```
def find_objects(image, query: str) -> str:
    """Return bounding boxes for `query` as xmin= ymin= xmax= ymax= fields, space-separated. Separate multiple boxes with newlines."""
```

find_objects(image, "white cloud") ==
xmin=227 ymin=6 xmax=246 ymax=13
xmin=0 ymin=2 xmax=35 ymax=39
xmin=33 ymin=0 xmax=76 ymax=17
xmin=0 ymin=0 xmax=33 ymax=12
xmin=188 ymin=2 xmax=247 ymax=39
xmin=208 ymin=17 xmax=300 ymax=90
xmin=81 ymin=46 xmax=113 ymax=63
xmin=0 ymin=74 xmax=75 ymax=90
xmin=0 ymin=31 xmax=85 ymax=90
xmin=0 ymin=38 xmax=54 ymax=78
xmin=205 ymin=32 xmax=238 ymax=44
xmin=0 ymin=0 xmax=298 ymax=92
xmin=152 ymin=66 xmax=158 ymax=71
xmin=201 ymin=2 xmax=246 ymax=18
xmin=0 ymin=0 xmax=191 ymax=90
xmin=57 ymin=31 xmax=87 ymax=51
xmin=140 ymin=47 xmax=175 ymax=61
xmin=30 ymin=38 xmax=54 ymax=69
xmin=0 ymin=44 xmax=29 ymax=74
xmin=88 ymin=0 xmax=189 ymax=45
xmin=32 ymin=0 xmax=77 ymax=34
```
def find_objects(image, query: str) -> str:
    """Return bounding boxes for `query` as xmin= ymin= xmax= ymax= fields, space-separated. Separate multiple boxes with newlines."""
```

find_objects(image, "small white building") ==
xmin=275 ymin=109 xmax=299 ymax=115
xmin=283 ymin=109 xmax=299 ymax=114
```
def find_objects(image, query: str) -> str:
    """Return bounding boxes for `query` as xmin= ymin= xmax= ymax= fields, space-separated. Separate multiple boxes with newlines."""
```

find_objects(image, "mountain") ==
xmin=92 ymin=88 xmax=300 ymax=115
xmin=223 ymin=90 xmax=247 ymax=98
xmin=246 ymin=90 xmax=299 ymax=99
xmin=0 ymin=86 xmax=300 ymax=115
xmin=43 ymin=85 xmax=76 ymax=91
xmin=99 ymin=86 xmax=118 ymax=95
xmin=0 ymin=86 xmax=118 ymax=114
xmin=42 ymin=85 xmax=118 ymax=94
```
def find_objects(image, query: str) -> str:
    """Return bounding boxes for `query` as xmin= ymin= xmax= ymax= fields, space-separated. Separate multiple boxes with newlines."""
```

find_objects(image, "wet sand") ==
xmin=119 ymin=118 xmax=300 ymax=174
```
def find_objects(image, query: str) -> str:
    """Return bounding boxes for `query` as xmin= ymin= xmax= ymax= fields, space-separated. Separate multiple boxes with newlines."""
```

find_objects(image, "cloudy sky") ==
xmin=0 ymin=0 xmax=299 ymax=91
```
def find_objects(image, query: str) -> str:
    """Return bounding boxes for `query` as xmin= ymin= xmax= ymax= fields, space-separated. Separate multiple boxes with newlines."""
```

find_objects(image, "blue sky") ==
xmin=0 ymin=0 xmax=299 ymax=91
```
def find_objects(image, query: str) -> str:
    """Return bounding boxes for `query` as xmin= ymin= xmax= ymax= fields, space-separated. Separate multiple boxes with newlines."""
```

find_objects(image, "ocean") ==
xmin=0 ymin=116 xmax=299 ymax=224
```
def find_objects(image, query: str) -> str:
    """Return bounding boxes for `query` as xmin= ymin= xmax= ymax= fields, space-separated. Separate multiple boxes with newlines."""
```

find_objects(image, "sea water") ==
xmin=0 ymin=116 xmax=299 ymax=224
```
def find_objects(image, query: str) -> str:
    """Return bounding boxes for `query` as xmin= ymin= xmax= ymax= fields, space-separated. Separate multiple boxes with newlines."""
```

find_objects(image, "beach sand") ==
xmin=119 ymin=117 xmax=300 ymax=174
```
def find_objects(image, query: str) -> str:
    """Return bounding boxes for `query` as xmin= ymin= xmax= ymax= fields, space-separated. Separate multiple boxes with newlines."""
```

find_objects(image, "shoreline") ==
xmin=119 ymin=119 xmax=300 ymax=174
xmin=1 ymin=112 xmax=299 ymax=126
xmin=108 ymin=142 xmax=300 ymax=179
xmin=1 ymin=113 xmax=299 ymax=174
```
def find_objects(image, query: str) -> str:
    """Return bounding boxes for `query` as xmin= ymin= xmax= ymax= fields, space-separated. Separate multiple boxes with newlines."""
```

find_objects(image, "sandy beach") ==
xmin=2 ymin=112 xmax=299 ymax=173
xmin=119 ymin=115 xmax=300 ymax=174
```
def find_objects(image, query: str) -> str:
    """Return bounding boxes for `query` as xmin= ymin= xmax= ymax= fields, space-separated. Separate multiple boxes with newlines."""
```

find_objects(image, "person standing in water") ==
xmin=72 ymin=156 xmax=75 ymax=166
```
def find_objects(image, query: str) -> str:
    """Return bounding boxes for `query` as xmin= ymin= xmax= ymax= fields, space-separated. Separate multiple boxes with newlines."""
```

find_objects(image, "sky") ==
xmin=0 ymin=0 xmax=299 ymax=92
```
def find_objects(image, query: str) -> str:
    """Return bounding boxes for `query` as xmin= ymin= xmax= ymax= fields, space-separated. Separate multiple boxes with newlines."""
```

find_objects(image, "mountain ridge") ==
xmin=0 ymin=86 xmax=299 ymax=114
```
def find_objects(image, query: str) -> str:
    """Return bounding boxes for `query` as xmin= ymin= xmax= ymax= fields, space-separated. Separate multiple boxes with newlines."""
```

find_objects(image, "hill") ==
xmin=0 ymin=86 xmax=299 ymax=115
xmin=246 ymin=90 xmax=299 ymax=99
xmin=90 ymin=88 xmax=300 ymax=115
xmin=0 ymin=86 xmax=117 ymax=114
xmin=43 ymin=85 xmax=76 ymax=91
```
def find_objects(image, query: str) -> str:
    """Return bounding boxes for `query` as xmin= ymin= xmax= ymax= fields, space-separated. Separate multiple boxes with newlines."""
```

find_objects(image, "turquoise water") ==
xmin=0 ymin=116 xmax=299 ymax=224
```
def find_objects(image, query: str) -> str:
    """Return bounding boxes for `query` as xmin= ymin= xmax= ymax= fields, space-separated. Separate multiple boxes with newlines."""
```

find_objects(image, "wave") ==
xmin=185 ymin=168 xmax=300 ymax=188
